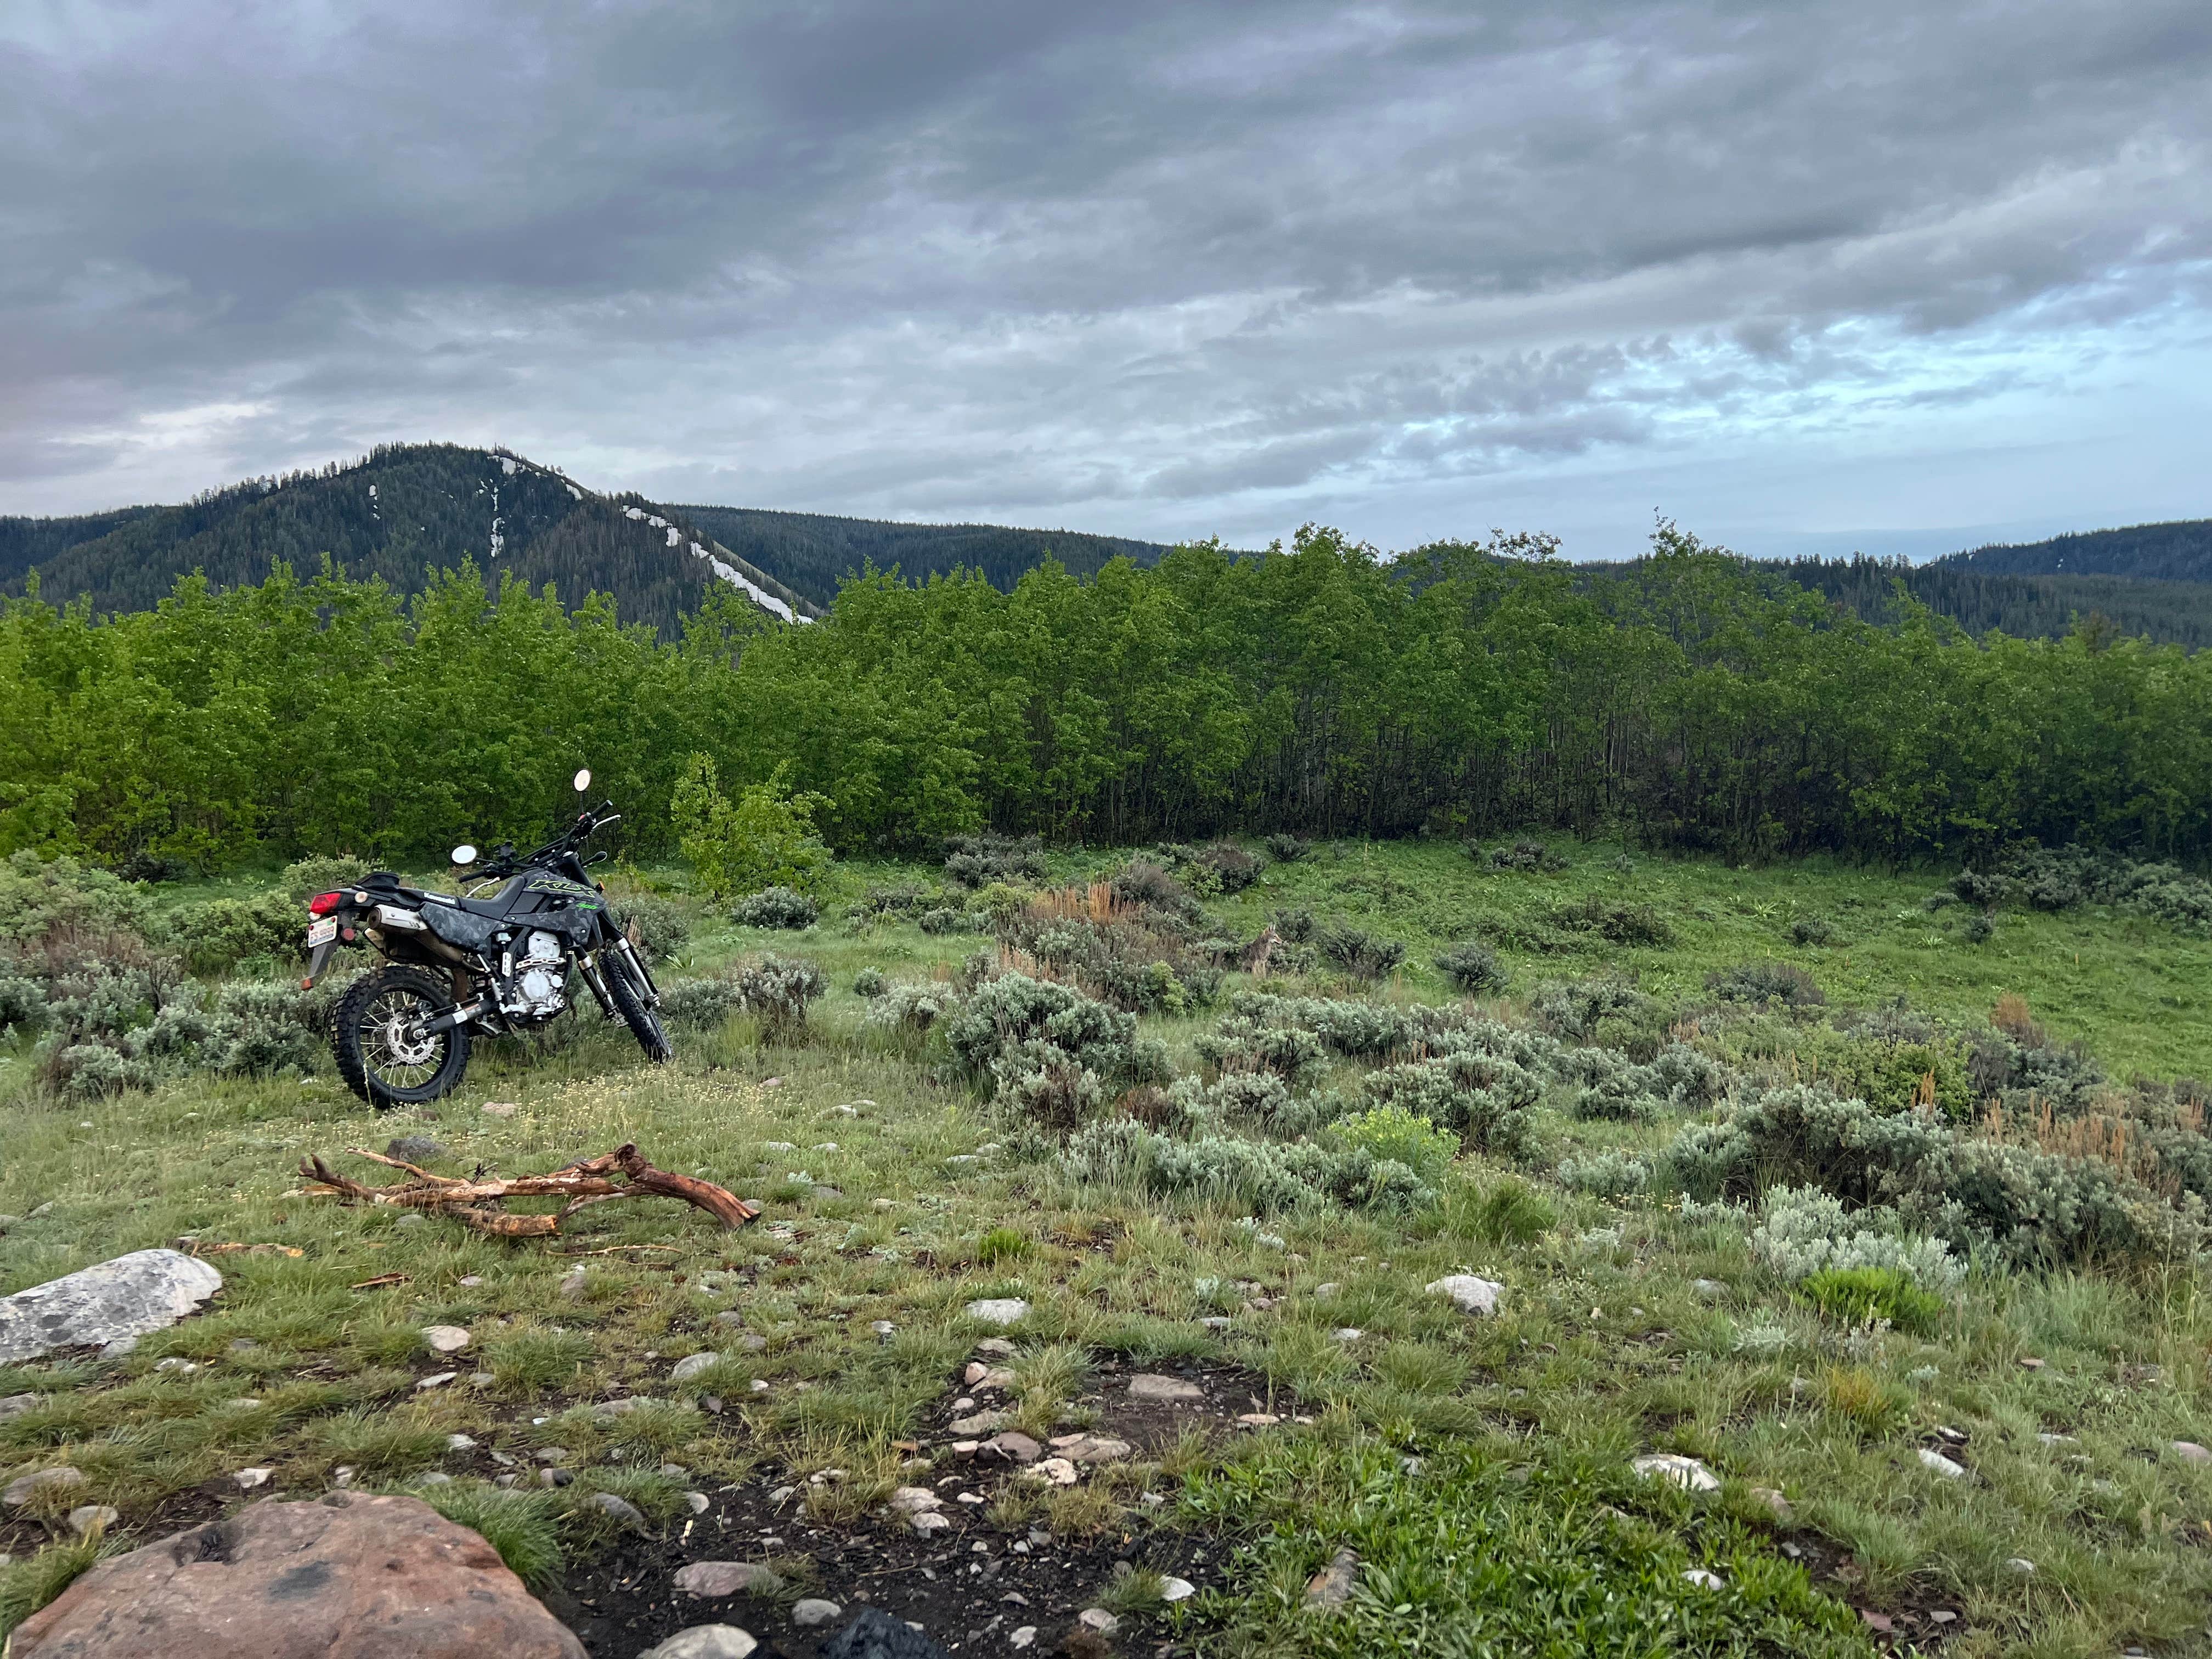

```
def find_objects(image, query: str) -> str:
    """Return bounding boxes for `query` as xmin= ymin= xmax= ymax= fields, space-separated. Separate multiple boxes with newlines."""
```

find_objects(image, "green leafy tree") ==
xmin=672 ymin=756 xmax=831 ymax=899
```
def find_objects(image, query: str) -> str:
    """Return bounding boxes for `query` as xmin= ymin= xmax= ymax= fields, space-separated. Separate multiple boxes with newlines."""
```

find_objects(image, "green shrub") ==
xmin=672 ymin=757 xmax=831 ymax=899
xmin=0 ymin=851 xmax=154 ymax=946
xmin=862 ymin=981 xmax=957 ymax=1039
xmin=202 ymin=980 xmax=321 ymax=1076
xmin=975 ymin=1226 xmax=1031 ymax=1265
xmin=1435 ymin=939 xmax=1508 ymax=996
xmin=1317 ymin=924 xmax=1406 ymax=981
xmin=167 ymin=890 xmax=302 ymax=973
xmin=1263 ymin=833 xmax=1311 ymax=862
xmin=0 ymin=975 xmax=47 ymax=1036
xmin=1332 ymin=1105 xmax=1458 ymax=1184
xmin=944 ymin=833 xmax=1047 ymax=888
xmin=1545 ymin=896 xmax=1673 ymax=947
xmin=853 ymin=967 xmax=888 ymax=997
xmin=1555 ymin=1150 xmax=1652 ymax=1198
xmin=1528 ymin=974 xmax=1649 ymax=1041
xmin=732 ymin=953 xmax=826 ymax=1034
xmin=732 ymin=885 xmax=818 ymax=929
xmin=1788 ymin=913 xmax=1836 ymax=946
xmin=1748 ymin=1185 xmax=1964 ymax=1293
xmin=1110 ymin=860 xmax=1201 ymax=921
xmin=1798 ymin=1266 xmax=1945 ymax=1334
xmin=917 ymin=906 xmax=977 ymax=935
xmin=1194 ymin=1014 xmax=1327 ymax=1086
xmin=1706 ymin=960 xmax=1824 ymax=1009
xmin=1360 ymin=1049 xmax=1543 ymax=1160
xmin=944 ymin=972 xmax=1136 ymax=1079
xmin=661 ymin=975 xmax=746 ymax=1028
xmin=617 ymin=894 xmax=691 ymax=961
xmin=1961 ymin=911 xmax=1995 ymax=944
xmin=281 ymin=854 xmax=370 ymax=902
xmin=1059 ymin=1119 xmax=1435 ymax=1214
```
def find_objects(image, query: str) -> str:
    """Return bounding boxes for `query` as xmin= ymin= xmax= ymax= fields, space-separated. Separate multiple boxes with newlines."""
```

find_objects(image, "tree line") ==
xmin=4 ymin=523 xmax=2209 ymax=872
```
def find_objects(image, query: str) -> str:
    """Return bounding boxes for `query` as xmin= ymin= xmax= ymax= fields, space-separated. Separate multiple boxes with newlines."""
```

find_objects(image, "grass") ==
xmin=4 ymin=835 xmax=2212 ymax=1653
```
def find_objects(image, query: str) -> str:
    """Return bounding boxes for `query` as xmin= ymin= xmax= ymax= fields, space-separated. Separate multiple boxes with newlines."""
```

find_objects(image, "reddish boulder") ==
xmin=9 ymin=1493 xmax=585 ymax=1658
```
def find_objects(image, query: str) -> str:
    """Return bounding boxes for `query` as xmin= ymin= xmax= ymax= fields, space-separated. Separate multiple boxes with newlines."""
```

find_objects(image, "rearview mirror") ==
xmin=451 ymin=844 xmax=478 ymax=866
xmin=573 ymin=768 xmax=591 ymax=793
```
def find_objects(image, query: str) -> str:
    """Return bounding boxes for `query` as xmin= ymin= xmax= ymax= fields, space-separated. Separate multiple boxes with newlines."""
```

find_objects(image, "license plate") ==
xmin=306 ymin=918 xmax=338 ymax=947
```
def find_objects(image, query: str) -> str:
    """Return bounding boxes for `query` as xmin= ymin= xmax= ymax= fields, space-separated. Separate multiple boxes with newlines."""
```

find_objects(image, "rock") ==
xmin=1160 ymin=1576 xmax=1197 ymax=1602
xmin=1077 ymin=1609 xmax=1119 ymax=1634
xmin=908 ymin=1510 xmax=952 ymax=1534
xmin=1683 ymin=1567 xmax=1725 ymax=1589
xmin=1049 ymin=1434 xmax=1133 ymax=1463
xmin=1008 ymin=1629 xmax=1036 ymax=1650
xmin=1748 ymin=1486 xmax=1793 ymax=1523
xmin=949 ymin=1409 xmax=1009 ymax=1435
xmin=557 ymin=1268 xmax=588 ymax=1299
xmin=820 ymin=1605 xmax=956 ymax=1658
xmin=2005 ymin=1557 xmax=2036 ymax=1576
xmin=0 ymin=1249 xmax=224 ymax=1363
xmin=871 ymin=1320 xmax=896 ymax=1338
xmin=0 ymin=1392 xmax=40 ymax=1419
xmin=675 ymin=1560 xmax=785 ymax=1598
xmin=446 ymin=1434 xmax=478 ymax=1451
xmin=1692 ymin=1279 xmax=1727 ymax=1301
xmin=66 ymin=1505 xmax=118 ymax=1536
xmin=7 ymin=1494 xmax=586 ymax=1658
xmin=4 ymin=1468 xmax=89 ymax=1508
xmin=888 ymin=1486 xmax=944 ymax=1514
xmin=2171 ymin=1441 xmax=2212 ymax=1466
xmin=1129 ymin=1373 xmax=1204 ymax=1402
xmin=1331 ymin=1327 xmax=1363 ymax=1342
xmin=591 ymin=1395 xmax=684 ymax=1420
xmin=981 ymin=1431 xmax=1043 ymax=1464
xmin=2036 ymin=1432 xmax=2078 ymax=1446
xmin=416 ymin=1372 xmax=456 ymax=1391
xmin=792 ymin=1598 xmax=843 ymax=1627
xmin=538 ymin=1469 xmax=573 ymax=1488
xmin=587 ymin=1492 xmax=648 ymax=1530
xmin=154 ymin=1357 xmax=198 ymax=1374
xmin=1426 ymin=1274 xmax=1505 ymax=1316
xmin=482 ymin=1101 xmax=520 ymax=1118
xmin=639 ymin=1628 xmax=759 ymax=1659
xmin=974 ymin=1338 xmax=1015 ymax=1356
xmin=1199 ymin=1316 xmax=1233 ymax=1330
xmin=1630 ymin=1454 xmax=1719 ymax=1493
xmin=1237 ymin=1412 xmax=1280 ymax=1427
xmin=1303 ymin=1546 xmax=1358 ymax=1609
xmin=1917 ymin=1448 xmax=1967 ymax=1479
xmin=232 ymin=1467 xmax=274 ymax=1490
xmin=386 ymin=1135 xmax=449 ymax=1163
xmin=421 ymin=1324 xmax=471 ymax=1354
xmin=963 ymin=1298 xmax=1030 ymax=1327
xmin=1312 ymin=1283 xmax=1338 ymax=1297
xmin=672 ymin=1353 xmax=720 ymax=1383
xmin=1023 ymin=1457 xmax=1079 ymax=1487
xmin=2017 ymin=1356 xmax=2045 ymax=1370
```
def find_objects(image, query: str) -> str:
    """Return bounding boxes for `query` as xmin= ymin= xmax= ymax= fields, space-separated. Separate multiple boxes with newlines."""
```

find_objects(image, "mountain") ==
xmin=670 ymin=504 xmax=1170 ymax=608
xmin=1933 ymin=518 xmax=2212 ymax=581
xmin=0 ymin=444 xmax=816 ymax=636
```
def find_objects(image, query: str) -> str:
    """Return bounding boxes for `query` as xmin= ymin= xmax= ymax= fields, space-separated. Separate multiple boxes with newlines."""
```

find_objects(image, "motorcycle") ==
xmin=300 ymin=768 xmax=671 ymax=1107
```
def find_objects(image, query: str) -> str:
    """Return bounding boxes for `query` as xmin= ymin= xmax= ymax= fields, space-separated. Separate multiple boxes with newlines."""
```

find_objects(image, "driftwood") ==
xmin=299 ymin=1143 xmax=759 ymax=1239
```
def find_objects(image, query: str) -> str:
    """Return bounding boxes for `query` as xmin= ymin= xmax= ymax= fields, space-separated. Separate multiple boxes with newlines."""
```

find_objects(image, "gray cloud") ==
xmin=1 ymin=0 xmax=2207 ymax=555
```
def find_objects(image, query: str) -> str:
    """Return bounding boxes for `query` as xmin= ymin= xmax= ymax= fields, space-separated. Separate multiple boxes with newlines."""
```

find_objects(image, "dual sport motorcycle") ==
xmin=300 ymin=769 xmax=670 ymax=1107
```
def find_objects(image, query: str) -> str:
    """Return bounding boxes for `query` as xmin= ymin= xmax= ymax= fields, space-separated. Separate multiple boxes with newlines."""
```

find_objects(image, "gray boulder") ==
xmin=0 ymin=1249 xmax=223 ymax=1363
xmin=822 ymin=1606 xmax=953 ymax=1659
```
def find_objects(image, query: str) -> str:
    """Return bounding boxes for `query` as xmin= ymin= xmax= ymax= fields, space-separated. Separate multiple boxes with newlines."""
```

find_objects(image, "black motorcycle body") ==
xmin=301 ymin=796 xmax=669 ymax=1107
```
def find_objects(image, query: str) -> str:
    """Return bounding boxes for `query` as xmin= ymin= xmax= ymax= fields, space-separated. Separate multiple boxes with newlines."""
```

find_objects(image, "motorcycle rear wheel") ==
xmin=333 ymin=964 xmax=472 ymax=1108
xmin=602 ymin=947 xmax=673 ymax=1063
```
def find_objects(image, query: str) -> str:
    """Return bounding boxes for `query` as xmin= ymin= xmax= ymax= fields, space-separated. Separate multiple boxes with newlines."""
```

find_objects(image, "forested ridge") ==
xmin=1935 ymin=516 xmax=2212 ymax=582
xmin=5 ymin=522 xmax=2209 ymax=873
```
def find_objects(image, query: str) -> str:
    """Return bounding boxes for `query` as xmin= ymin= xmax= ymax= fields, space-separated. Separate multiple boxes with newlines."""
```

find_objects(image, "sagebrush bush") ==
xmin=852 ymin=967 xmax=888 ymax=997
xmin=944 ymin=833 xmax=1047 ymax=889
xmin=1110 ymin=860 xmax=1201 ymax=921
xmin=167 ymin=891 xmax=301 ymax=973
xmin=731 ymin=954 xmax=826 ymax=1033
xmin=1272 ymin=907 xmax=1316 ymax=944
xmin=1555 ymin=1150 xmax=1652 ymax=1198
xmin=944 ymin=972 xmax=1139 ymax=1096
xmin=1789 ymin=913 xmax=1836 ymax=946
xmin=1002 ymin=912 xmax=1220 ymax=1014
xmin=1317 ymin=924 xmax=1406 ymax=981
xmin=731 ymin=885 xmax=818 ymax=929
xmin=1193 ymin=1014 xmax=1327 ymax=1086
xmin=201 ymin=980 xmax=321 ymax=1076
xmin=659 ymin=975 xmax=746 ymax=1029
xmin=1706 ymin=960 xmax=1825 ymax=1009
xmin=617 ymin=894 xmax=691 ymax=961
xmin=848 ymin=882 xmax=935 ymax=923
xmin=917 ymin=906 xmax=977 ymax=936
xmin=0 ymin=975 xmax=47 ymax=1036
xmin=1527 ymin=974 xmax=1650 ymax=1042
xmin=862 ymin=981 xmax=957 ymax=1040
xmin=1263 ymin=833 xmax=1311 ymax=863
xmin=0 ymin=851 xmax=154 ymax=946
xmin=1748 ymin=1186 xmax=1964 ymax=1295
xmin=282 ymin=854 xmax=370 ymax=901
xmin=1545 ymin=895 xmax=1674 ymax=947
xmin=1359 ymin=1049 xmax=1542 ymax=1160
xmin=1435 ymin=939 xmax=1508 ymax=996
xmin=1058 ymin=1119 xmax=1434 ymax=1214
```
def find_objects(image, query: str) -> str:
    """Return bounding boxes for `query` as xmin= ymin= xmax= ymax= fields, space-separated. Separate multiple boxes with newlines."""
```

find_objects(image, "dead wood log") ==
xmin=298 ymin=1143 xmax=758 ymax=1239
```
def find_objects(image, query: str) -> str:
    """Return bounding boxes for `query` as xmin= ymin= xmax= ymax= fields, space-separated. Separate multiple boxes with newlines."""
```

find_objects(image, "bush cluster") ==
xmin=861 ymin=981 xmax=958 ymax=1040
xmin=1747 ymin=1184 xmax=1965 ymax=1294
xmin=944 ymin=833 xmax=1048 ymax=889
xmin=658 ymin=975 xmax=746 ymax=1029
xmin=999 ymin=912 xmax=1221 ymax=1015
xmin=1262 ymin=833 xmax=1310 ymax=863
xmin=943 ymin=972 xmax=1161 ymax=1131
xmin=731 ymin=886 xmax=819 ymax=929
xmin=730 ymin=954 xmax=826 ymax=1034
xmin=1466 ymin=838 xmax=1571 ymax=872
xmin=616 ymin=894 xmax=691 ymax=962
xmin=1706 ymin=960 xmax=1825 ymax=1010
xmin=1316 ymin=924 xmax=1406 ymax=981
xmin=1059 ymin=1118 xmax=1435 ymax=1214
xmin=1359 ymin=1044 xmax=1544 ymax=1160
xmin=1434 ymin=939 xmax=1508 ymax=996
xmin=1156 ymin=841 xmax=1263 ymax=896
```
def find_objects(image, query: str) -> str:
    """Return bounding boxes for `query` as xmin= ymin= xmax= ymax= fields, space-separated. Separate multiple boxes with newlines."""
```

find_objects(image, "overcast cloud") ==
xmin=2 ymin=1 xmax=2207 ymax=557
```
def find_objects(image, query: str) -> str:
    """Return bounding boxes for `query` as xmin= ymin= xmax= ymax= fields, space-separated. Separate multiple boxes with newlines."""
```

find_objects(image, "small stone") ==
xmin=99 ymin=1337 xmax=138 ymax=1359
xmin=888 ymin=1486 xmax=945 ymax=1514
xmin=964 ymin=1298 xmax=1030 ymax=1327
xmin=974 ymin=1337 xmax=1016 ymax=1356
xmin=950 ymin=1409 xmax=1009 ymax=1435
xmin=2017 ymin=1356 xmax=2045 ymax=1370
xmin=1009 ymin=1628 xmax=1037 ymax=1650
xmin=332 ymin=1466 xmax=356 ymax=1487
xmin=1683 ymin=1568 xmax=1725 ymax=1590
xmin=421 ymin=1324 xmax=471 ymax=1354
xmin=2036 ymin=1432 xmax=2078 ymax=1446
xmin=392 ymin=1213 xmax=429 ymax=1229
xmin=66 ymin=1504 xmax=118 ymax=1536
xmin=1331 ymin=1327 xmax=1362 ymax=1343
xmin=1129 ymin=1373 xmax=1204 ymax=1402
xmin=1049 ymin=1434 xmax=1133 ymax=1464
xmin=1929 ymin=1610 xmax=1957 ymax=1624
xmin=1023 ymin=1457 xmax=1079 ymax=1487
xmin=909 ymin=1509 xmax=952 ymax=1534
xmin=1693 ymin=1279 xmax=1726 ymax=1300
xmin=1303 ymin=1546 xmax=1358 ymax=1609
xmin=1748 ymin=1486 xmax=1792 ymax=1523
xmin=1629 ymin=1454 xmax=1719 ymax=1493
xmin=2171 ymin=1441 xmax=2212 ymax=1466
xmin=956 ymin=1491 xmax=984 ymax=1504
xmin=2005 ymin=1557 xmax=2036 ymax=1576
xmin=446 ymin=1434 xmax=477 ymax=1451
xmin=674 ymin=1560 xmax=785 ymax=1598
xmin=1160 ymin=1575 xmax=1197 ymax=1602
xmin=1237 ymin=1412 xmax=1280 ymax=1427
xmin=953 ymin=1397 xmax=976 ymax=1412
xmin=481 ymin=1101 xmax=520 ymax=1118
xmin=981 ymin=1431 xmax=1042 ymax=1465
xmin=538 ymin=1468 xmax=573 ymax=1488
xmin=1917 ymin=1448 xmax=1967 ymax=1479
xmin=155 ymin=1357 xmax=198 ymax=1374
xmin=386 ymin=1135 xmax=449 ymax=1163
xmin=416 ymin=1372 xmax=456 ymax=1391
xmin=791 ymin=1598 xmax=842 ymax=1627
xmin=685 ymin=1491 xmax=710 ymax=1514
xmin=458 ymin=1274 xmax=484 ymax=1286
xmin=673 ymin=1353 xmax=720 ymax=1383
xmin=557 ymin=1269 xmax=588 ymax=1299
xmin=416 ymin=1472 xmax=453 ymax=1487
xmin=749 ymin=1379 xmax=770 ymax=1395
xmin=0 ymin=1393 xmax=40 ymax=1420
xmin=639 ymin=1627 xmax=759 ymax=1659
xmin=587 ymin=1492 xmax=648 ymax=1530
xmin=1426 ymin=1274 xmax=1506 ymax=1316
xmin=761 ymin=1077 xmax=784 ymax=1088
xmin=1077 ymin=1609 xmax=1119 ymax=1634
xmin=811 ymin=1143 xmax=839 ymax=1153
xmin=871 ymin=1321 xmax=896 ymax=1338
xmin=1199 ymin=1316 xmax=1233 ymax=1330
xmin=1312 ymin=1283 xmax=1338 ymax=1297
xmin=232 ymin=1467 xmax=274 ymax=1490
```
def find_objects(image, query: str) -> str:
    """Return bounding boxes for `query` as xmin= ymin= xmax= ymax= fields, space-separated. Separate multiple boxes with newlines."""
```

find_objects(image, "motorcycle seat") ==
xmin=447 ymin=876 xmax=530 ymax=918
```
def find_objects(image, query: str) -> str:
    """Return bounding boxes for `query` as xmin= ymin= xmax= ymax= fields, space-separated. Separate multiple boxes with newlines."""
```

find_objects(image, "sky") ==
xmin=2 ymin=1 xmax=2208 ymax=561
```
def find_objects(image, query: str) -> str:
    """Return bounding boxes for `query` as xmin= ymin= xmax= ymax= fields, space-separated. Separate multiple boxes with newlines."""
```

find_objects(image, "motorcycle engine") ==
xmin=504 ymin=929 xmax=568 ymax=1018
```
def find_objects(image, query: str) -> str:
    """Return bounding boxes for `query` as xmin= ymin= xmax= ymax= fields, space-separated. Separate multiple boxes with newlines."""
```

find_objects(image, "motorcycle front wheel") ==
xmin=333 ymin=964 xmax=472 ymax=1108
xmin=601 ymin=947 xmax=673 ymax=1063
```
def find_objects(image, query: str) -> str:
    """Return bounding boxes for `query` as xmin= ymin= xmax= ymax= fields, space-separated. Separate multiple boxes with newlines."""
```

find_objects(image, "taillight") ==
xmin=308 ymin=891 xmax=345 ymax=916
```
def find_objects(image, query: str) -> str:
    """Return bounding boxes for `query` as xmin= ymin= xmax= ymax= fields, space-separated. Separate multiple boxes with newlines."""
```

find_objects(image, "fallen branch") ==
xmin=299 ymin=1143 xmax=759 ymax=1240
